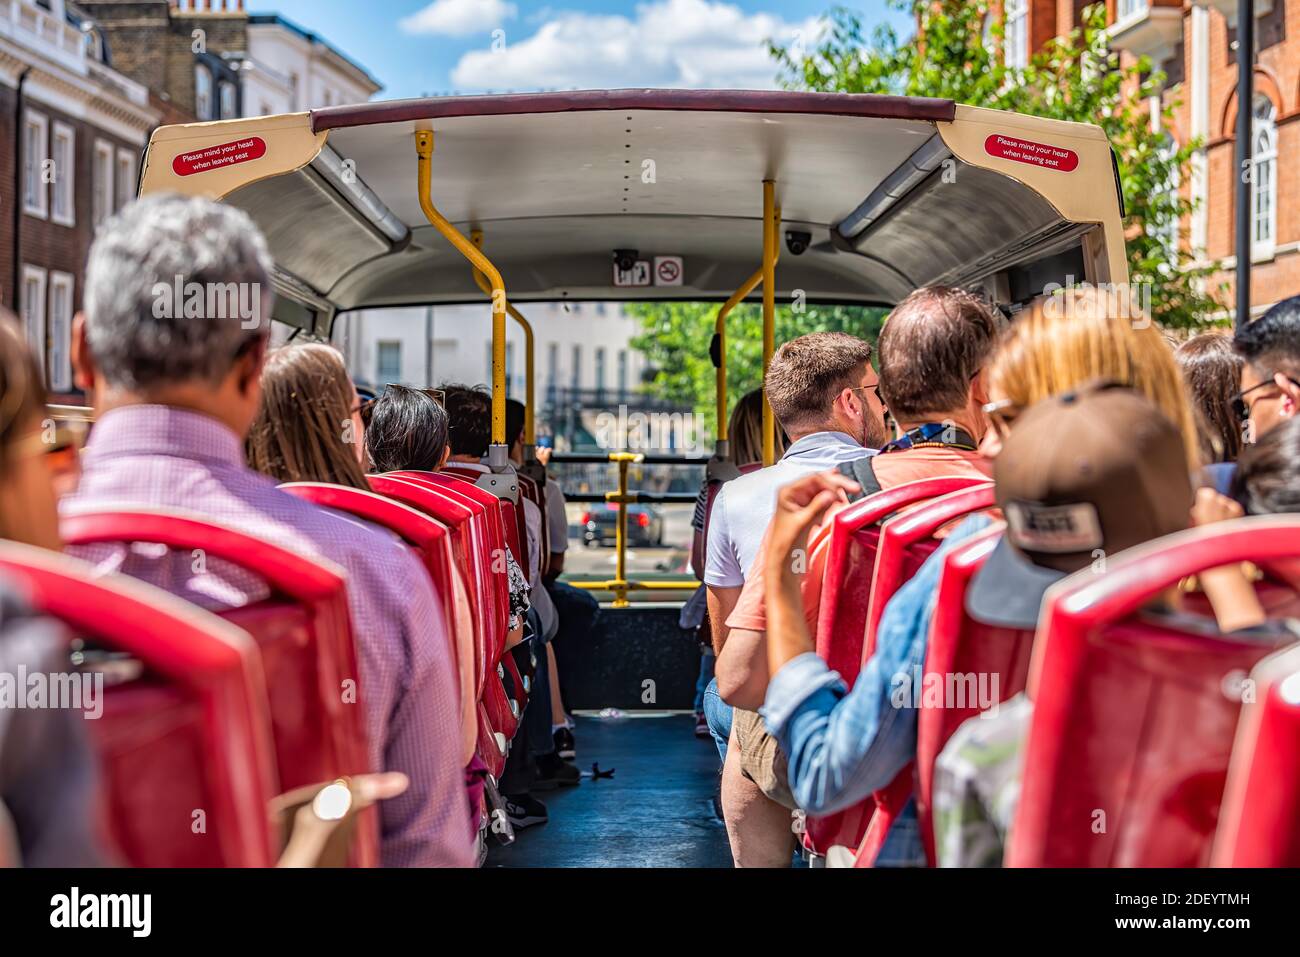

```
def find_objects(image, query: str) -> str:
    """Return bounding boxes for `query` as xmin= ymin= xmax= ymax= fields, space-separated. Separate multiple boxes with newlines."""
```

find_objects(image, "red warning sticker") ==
xmin=172 ymin=137 xmax=267 ymax=177
xmin=984 ymin=134 xmax=1079 ymax=173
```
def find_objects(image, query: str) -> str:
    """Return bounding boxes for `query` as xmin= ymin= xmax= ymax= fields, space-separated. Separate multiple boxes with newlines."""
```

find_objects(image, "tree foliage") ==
xmin=628 ymin=302 xmax=886 ymax=432
xmin=770 ymin=1 xmax=1224 ymax=329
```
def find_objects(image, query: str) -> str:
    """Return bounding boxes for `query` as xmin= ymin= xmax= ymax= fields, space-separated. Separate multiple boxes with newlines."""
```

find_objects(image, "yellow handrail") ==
xmin=470 ymin=230 xmax=535 ymax=452
xmin=714 ymin=206 xmax=780 ymax=449
xmin=415 ymin=131 xmax=508 ymax=454
xmin=761 ymin=179 xmax=778 ymax=466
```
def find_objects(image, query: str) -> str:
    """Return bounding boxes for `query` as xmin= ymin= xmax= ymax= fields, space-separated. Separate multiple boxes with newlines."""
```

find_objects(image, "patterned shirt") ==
xmin=931 ymin=693 xmax=1031 ymax=868
xmin=61 ymin=405 xmax=474 ymax=868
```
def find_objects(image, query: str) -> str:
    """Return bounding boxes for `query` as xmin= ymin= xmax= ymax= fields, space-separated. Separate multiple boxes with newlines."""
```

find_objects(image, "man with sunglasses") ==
xmin=1204 ymin=296 xmax=1300 ymax=499
xmin=1233 ymin=296 xmax=1300 ymax=440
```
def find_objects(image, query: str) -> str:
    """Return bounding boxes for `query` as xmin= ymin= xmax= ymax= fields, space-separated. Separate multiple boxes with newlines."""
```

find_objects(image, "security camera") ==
xmin=613 ymin=249 xmax=639 ymax=272
xmin=785 ymin=231 xmax=812 ymax=256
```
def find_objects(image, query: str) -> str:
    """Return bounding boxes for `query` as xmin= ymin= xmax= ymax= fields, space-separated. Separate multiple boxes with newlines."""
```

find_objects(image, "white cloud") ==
xmin=447 ymin=0 xmax=823 ymax=91
xmin=401 ymin=0 xmax=518 ymax=38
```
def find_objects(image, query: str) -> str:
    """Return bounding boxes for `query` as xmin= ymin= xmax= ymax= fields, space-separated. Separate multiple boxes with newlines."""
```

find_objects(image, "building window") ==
xmin=1150 ymin=135 xmax=1180 ymax=259
xmin=1252 ymin=95 xmax=1278 ymax=257
xmin=219 ymin=81 xmax=238 ymax=120
xmin=50 ymin=122 xmax=75 ymax=227
xmin=116 ymin=149 xmax=136 ymax=211
xmin=506 ymin=341 xmax=515 ymax=397
xmin=1117 ymin=0 xmax=1149 ymax=21
xmin=48 ymin=272 xmax=74 ymax=393
xmin=377 ymin=341 xmax=402 ymax=382
xmin=571 ymin=345 xmax=582 ymax=392
xmin=1004 ymin=0 xmax=1028 ymax=69
xmin=22 ymin=111 xmax=48 ymax=218
xmin=21 ymin=266 xmax=47 ymax=382
xmin=594 ymin=347 xmax=606 ymax=400
xmin=617 ymin=350 xmax=628 ymax=399
xmin=195 ymin=64 xmax=213 ymax=120
xmin=289 ymin=72 xmax=300 ymax=111
xmin=93 ymin=140 xmax=115 ymax=228
xmin=547 ymin=342 xmax=559 ymax=400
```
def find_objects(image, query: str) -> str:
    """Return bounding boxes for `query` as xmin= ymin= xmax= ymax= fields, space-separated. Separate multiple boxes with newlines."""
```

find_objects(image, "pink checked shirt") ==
xmin=62 ymin=405 xmax=474 ymax=867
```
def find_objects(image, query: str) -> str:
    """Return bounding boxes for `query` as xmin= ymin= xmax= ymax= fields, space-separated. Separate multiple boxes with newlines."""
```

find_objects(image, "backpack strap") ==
xmin=837 ymin=456 xmax=882 ymax=502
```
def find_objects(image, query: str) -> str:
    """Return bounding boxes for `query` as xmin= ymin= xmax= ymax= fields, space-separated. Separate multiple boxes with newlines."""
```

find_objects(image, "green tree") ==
xmin=770 ymin=1 xmax=1224 ymax=329
xmin=628 ymin=301 xmax=886 ymax=433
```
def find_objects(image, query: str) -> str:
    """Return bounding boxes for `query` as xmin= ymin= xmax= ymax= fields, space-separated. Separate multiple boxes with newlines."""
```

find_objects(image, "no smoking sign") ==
xmin=654 ymin=256 xmax=683 ymax=286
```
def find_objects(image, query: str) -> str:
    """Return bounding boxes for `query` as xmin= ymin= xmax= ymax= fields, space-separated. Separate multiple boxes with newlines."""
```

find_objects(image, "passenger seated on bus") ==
xmin=687 ymin=389 xmax=772 ymax=742
xmin=0 ymin=311 xmax=106 ymax=867
xmin=504 ymin=398 xmax=586 ymax=760
xmin=719 ymin=287 xmax=1000 ymax=714
xmin=1190 ymin=416 xmax=1300 ymax=632
xmin=1176 ymin=332 xmax=1244 ymax=470
xmin=1233 ymin=295 xmax=1300 ymax=442
xmin=245 ymin=343 xmax=371 ymax=489
xmin=63 ymin=195 xmax=474 ymax=868
xmin=701 ymin=332 xmax=881 ymax=868
xmin=439 ymin=385 xmax=578 ymax=801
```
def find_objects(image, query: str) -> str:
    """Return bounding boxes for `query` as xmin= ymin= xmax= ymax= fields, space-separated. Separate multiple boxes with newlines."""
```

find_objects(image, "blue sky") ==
xmin=256 ymin=0 xmax=912 ymax=99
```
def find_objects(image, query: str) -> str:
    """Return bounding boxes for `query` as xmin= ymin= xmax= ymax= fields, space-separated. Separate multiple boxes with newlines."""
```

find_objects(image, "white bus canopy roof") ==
xmin=140 ymin=89 xmax=1126 ymax=318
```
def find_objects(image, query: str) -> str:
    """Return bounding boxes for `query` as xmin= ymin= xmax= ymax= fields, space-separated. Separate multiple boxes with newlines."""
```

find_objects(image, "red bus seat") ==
xmin=811 ymin=483 xmax=996 ymax=863
xmin=391 ymin=471 xmax=530 ymax=702
xmin=912 ymin=524 xmax=1033 ymax=864
xmin=60 ymin=510 xmax=370 ymax=813
xmin=1008 ymin=516 xmax=1300 ymax=867
xmin=0 ymin=541 xmax=278 ymax=867
xmin=803 ymin=475 xmax=988 ymax=857
xmin=278 ymin=482 xmax=479 ymax=766
xmin=517 ymin=472 xmax=549 ymax=574
xmin=439 ymin=466 xmax=531 ymax=585
xmin=367 ymin=475 xmax=519 ymax=758
xmin=1213 ymin=643 xmax=1300 ymax=867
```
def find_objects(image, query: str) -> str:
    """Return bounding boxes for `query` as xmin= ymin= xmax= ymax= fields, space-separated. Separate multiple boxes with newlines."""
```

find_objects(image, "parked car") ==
xmin=580 ymin=504 xmax=665 ymax=547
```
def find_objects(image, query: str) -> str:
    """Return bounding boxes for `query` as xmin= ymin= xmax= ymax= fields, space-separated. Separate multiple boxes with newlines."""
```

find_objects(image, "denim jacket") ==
xmin=760 ymin=514 xmax=992 ymax=866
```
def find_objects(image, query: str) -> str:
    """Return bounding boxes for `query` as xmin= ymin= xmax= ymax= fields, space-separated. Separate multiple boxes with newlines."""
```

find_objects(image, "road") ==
xmin=561 ymin=503 xmax=695 ymax=580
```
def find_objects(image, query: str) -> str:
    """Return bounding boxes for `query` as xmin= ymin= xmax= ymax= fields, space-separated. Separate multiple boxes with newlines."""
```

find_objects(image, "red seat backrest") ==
xmin=60 ymin=510 xmax=369 ymax=815
xmin=0 ymin=541 xmax=278 ymax=867
xmin=1009 ymin=516 xmax=1300 ymax=867
xmin=803 ymin=476 xmax=989 ymax=858
xmin=863 ymin=483 xmax=996 ymax=657
xmin=366 ymin=475 xmax=519 ymax=755
xmin=915 ymin=524 xmax=1033 ymax=864
xmin=278 ymin=482 xmax=478 ymax=767
xmin=435 ymin=467 xmax=530 ymax=584
xmin=1212 ymin=644 xmax=1300 ymax=867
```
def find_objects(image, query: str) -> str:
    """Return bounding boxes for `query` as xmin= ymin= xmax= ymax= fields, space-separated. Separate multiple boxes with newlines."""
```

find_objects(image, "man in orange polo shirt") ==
xmin=714 ymin=286 xmax=1001 ymax=864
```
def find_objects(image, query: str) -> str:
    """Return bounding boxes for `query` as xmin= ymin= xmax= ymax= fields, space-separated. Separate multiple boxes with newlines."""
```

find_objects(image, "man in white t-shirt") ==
xmin=704 ymin=332 xmax=886 ymax=868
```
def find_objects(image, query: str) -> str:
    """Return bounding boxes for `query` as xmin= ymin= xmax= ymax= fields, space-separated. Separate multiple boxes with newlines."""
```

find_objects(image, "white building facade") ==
xmin=240 ymin=12 xmax=380 ymax=117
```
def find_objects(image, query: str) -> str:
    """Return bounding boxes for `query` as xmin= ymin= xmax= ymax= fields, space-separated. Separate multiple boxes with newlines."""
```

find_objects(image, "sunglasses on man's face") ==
xmin=1231 ymin=376 xmax=1300 ymax=422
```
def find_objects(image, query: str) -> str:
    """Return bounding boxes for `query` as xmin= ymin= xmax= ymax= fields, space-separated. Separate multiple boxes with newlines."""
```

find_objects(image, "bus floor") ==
xmin=486 ymin=713 xmax=732 ymax=868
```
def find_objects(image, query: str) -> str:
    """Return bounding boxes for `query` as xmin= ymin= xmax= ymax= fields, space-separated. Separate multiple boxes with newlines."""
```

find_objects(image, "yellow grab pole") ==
xmin=714 ymin=209 xmax=781 ymax=455
xmin=415 ymin=131 xmax=508 ymax=460
xmin=470 ymin=230 xmax=535 ymax=454
xmin=761 ymin=180 xmax=778 ymax=466
xmin=605 ymin=451 xmax=642 ymax=608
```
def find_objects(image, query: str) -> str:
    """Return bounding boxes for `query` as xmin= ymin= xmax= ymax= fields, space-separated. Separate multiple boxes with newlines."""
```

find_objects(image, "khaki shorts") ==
xmin=732 ymin=707 xmax=797 ymax=810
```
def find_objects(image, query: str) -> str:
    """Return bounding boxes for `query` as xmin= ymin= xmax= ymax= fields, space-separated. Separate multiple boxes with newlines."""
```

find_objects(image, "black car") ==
xmin=580 ymin=504 xmax=665 ymax=547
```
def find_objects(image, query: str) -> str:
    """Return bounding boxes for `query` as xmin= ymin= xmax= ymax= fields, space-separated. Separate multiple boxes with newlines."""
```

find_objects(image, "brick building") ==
xmin=985 ymin=0 xmax=1299 ymax=320
xmin=1 ymin=0 xmax=159 ymax=399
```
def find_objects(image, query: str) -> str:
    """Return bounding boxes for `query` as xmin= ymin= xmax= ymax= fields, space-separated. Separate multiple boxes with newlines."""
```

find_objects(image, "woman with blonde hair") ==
xmin=982 ymin=288 xmax=1201 ymax=469
xmin=245 ymin=343 xmax=370 ymax=489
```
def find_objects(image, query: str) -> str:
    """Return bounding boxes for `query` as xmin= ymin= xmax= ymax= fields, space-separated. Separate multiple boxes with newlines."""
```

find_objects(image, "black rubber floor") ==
xmin=486 ymin=713 xmax=732 ymax=868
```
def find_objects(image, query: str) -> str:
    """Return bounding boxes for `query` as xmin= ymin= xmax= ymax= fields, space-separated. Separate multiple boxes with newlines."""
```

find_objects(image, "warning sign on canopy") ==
xmin=984 ymin=134 xmax=1079 ymax=173
xmin=172 ymin=137 xmax=268 ymax=177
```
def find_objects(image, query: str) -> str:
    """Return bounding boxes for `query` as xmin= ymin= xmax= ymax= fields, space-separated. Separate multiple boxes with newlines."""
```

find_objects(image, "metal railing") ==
xmin=552 ymin=450 xmax=706 ymax=607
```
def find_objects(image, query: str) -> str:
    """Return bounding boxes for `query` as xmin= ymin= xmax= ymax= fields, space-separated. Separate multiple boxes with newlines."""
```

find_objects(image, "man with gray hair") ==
xmin=63 ymin=194 xmax=474 ymax=867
